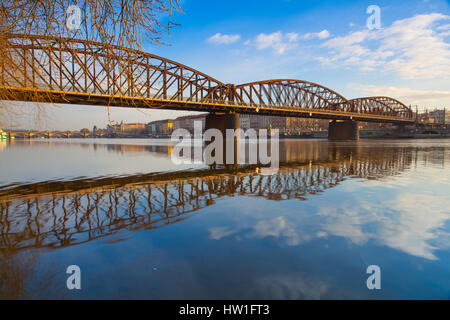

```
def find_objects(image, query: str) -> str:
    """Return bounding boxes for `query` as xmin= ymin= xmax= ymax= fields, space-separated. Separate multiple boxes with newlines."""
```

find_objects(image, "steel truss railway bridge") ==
xmin=1 ymin=34 xmax=415 ymax=140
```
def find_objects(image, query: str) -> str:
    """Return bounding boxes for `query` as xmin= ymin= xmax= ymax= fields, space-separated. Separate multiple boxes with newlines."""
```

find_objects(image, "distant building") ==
xmin=240 ymin=114 xmax=251 ymax=130
xmin=285 ymin=117 xmax=329 ymax=132
xmin=0 ymin=129 xmax=8 ymax=140
xmin=359 ymin=122 xmax=393 ymax=130
xmin=418 ymin=113 xmax=435 ymax=124
xmin=172 ymin=114 xmax=207 ymax=134
xmin=267 ymin=116 xmax=287 ymax=130
xmin=240 ymin=114 xmax=283 ymax=130
xmin=107 ymin=122 xmax=147 ymax=134
xmin=240 ymin=114 xmax=328 ymax=132
xmin=146 ymin=119 xmax=174 ymax=136
xmin=428 ymin=109 xmax=450 ymax=124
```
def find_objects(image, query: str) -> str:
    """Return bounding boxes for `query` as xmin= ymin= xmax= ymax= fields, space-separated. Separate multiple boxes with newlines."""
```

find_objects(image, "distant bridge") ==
xmin=1 ymin=34 xmax=415 ymax=130
xmin=5 ymin=131 xmax=106 ymax=139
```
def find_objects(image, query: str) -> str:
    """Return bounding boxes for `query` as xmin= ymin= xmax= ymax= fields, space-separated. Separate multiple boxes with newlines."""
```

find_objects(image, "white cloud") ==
xmin=302 ymin=29 xmax=331 ymax=40
xmin=379 ymin=194 xmax=450 ymax=260
xmin=437 ymin=23 xmax=450 ymax=30
xmin=286 ymin=32 xmax=299 ymax=42
xmin=209 ymin=227 xmax=237 ymax=240
xmin=208 ymin=33 xmax=241 ymax=44
xmin=251 ymin=216 xmax=304 ymax=246
xmin=254 ymin=31 xmax=299 ymax=54
xmin=249 ymin=273 xmax=335 ymax=299
xmin=319 ymin=13 xmax=450 ymax=79
xmin=319 ymin=193 xmax=450 ymax=261
xmin=248 ymin=30 xmax=330 ymax=54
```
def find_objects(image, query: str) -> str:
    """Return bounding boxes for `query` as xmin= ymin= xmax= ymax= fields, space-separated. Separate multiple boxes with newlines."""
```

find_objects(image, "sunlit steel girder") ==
xmin=0 ymin=34 xmax=414 ymax=123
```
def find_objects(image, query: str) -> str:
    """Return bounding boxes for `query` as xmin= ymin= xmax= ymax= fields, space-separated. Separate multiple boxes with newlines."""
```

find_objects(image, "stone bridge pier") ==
xmin=204 ymin=113 xmax=240 ymax=167
xmin=328 ymin=120 xmax=359 ymax=141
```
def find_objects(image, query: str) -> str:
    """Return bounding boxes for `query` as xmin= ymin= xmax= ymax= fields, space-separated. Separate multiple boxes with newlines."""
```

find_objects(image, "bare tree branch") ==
xmin=0 ymin=0 xmax=182 ymax=127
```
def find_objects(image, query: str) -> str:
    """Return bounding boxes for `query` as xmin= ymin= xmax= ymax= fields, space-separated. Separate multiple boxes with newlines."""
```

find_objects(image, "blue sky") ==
xmin=9 ymin=0 xmax=450 ymax=130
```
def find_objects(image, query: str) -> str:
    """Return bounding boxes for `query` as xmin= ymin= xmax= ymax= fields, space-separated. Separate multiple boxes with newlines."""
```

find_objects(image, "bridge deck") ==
xmin=3 ymin=86 xmax=414 ymax=124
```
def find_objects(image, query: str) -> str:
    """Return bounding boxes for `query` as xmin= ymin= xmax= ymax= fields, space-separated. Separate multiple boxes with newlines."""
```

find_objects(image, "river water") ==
xmin=0 ymin=138 xmax=449 ymax=299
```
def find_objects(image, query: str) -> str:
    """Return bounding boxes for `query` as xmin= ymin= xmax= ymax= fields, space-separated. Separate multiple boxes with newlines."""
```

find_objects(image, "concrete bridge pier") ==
xmin=204 ymin=113 xmax=240 ymax=167
xmin=394 ymin=124 xmax=408 ymax=135
xmin=328 ymin=120 xmax=359 ymax=141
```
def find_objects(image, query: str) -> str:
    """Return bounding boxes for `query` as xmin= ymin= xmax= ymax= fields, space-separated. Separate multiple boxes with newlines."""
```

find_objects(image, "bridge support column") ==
xmin=395 ymin=124 xmax=407 ymax=134
xmin=204 ymin=113 xmax=240 ymax=167
xmin=205 ymin=113 xmax=240 ymax=133
xmin=328 ymin=120 xmax=359 ymax=141
xmin=393 ymin=124 xmax=412 ymax=138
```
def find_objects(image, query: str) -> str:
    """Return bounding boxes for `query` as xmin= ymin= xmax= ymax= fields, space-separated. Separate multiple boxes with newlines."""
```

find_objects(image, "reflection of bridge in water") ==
xmin=0 ymin=142 xmax=417 ymax=251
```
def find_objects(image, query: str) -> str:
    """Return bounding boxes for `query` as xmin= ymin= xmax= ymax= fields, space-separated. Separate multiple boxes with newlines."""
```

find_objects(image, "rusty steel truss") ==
xmin=0 ymin=34 xmax=415 ymax=123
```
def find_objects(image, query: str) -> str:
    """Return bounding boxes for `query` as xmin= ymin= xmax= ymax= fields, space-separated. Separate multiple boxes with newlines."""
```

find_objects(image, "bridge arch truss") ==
xmin=1 ymin=34 xmax=233 ymax=106
xmin=0 ymin=34 xmax=414 ymax=123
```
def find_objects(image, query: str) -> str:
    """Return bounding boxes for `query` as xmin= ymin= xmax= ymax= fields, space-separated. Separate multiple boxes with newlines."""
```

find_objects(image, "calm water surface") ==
xmin=0 ymin=138 xmax=449 ymax=299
